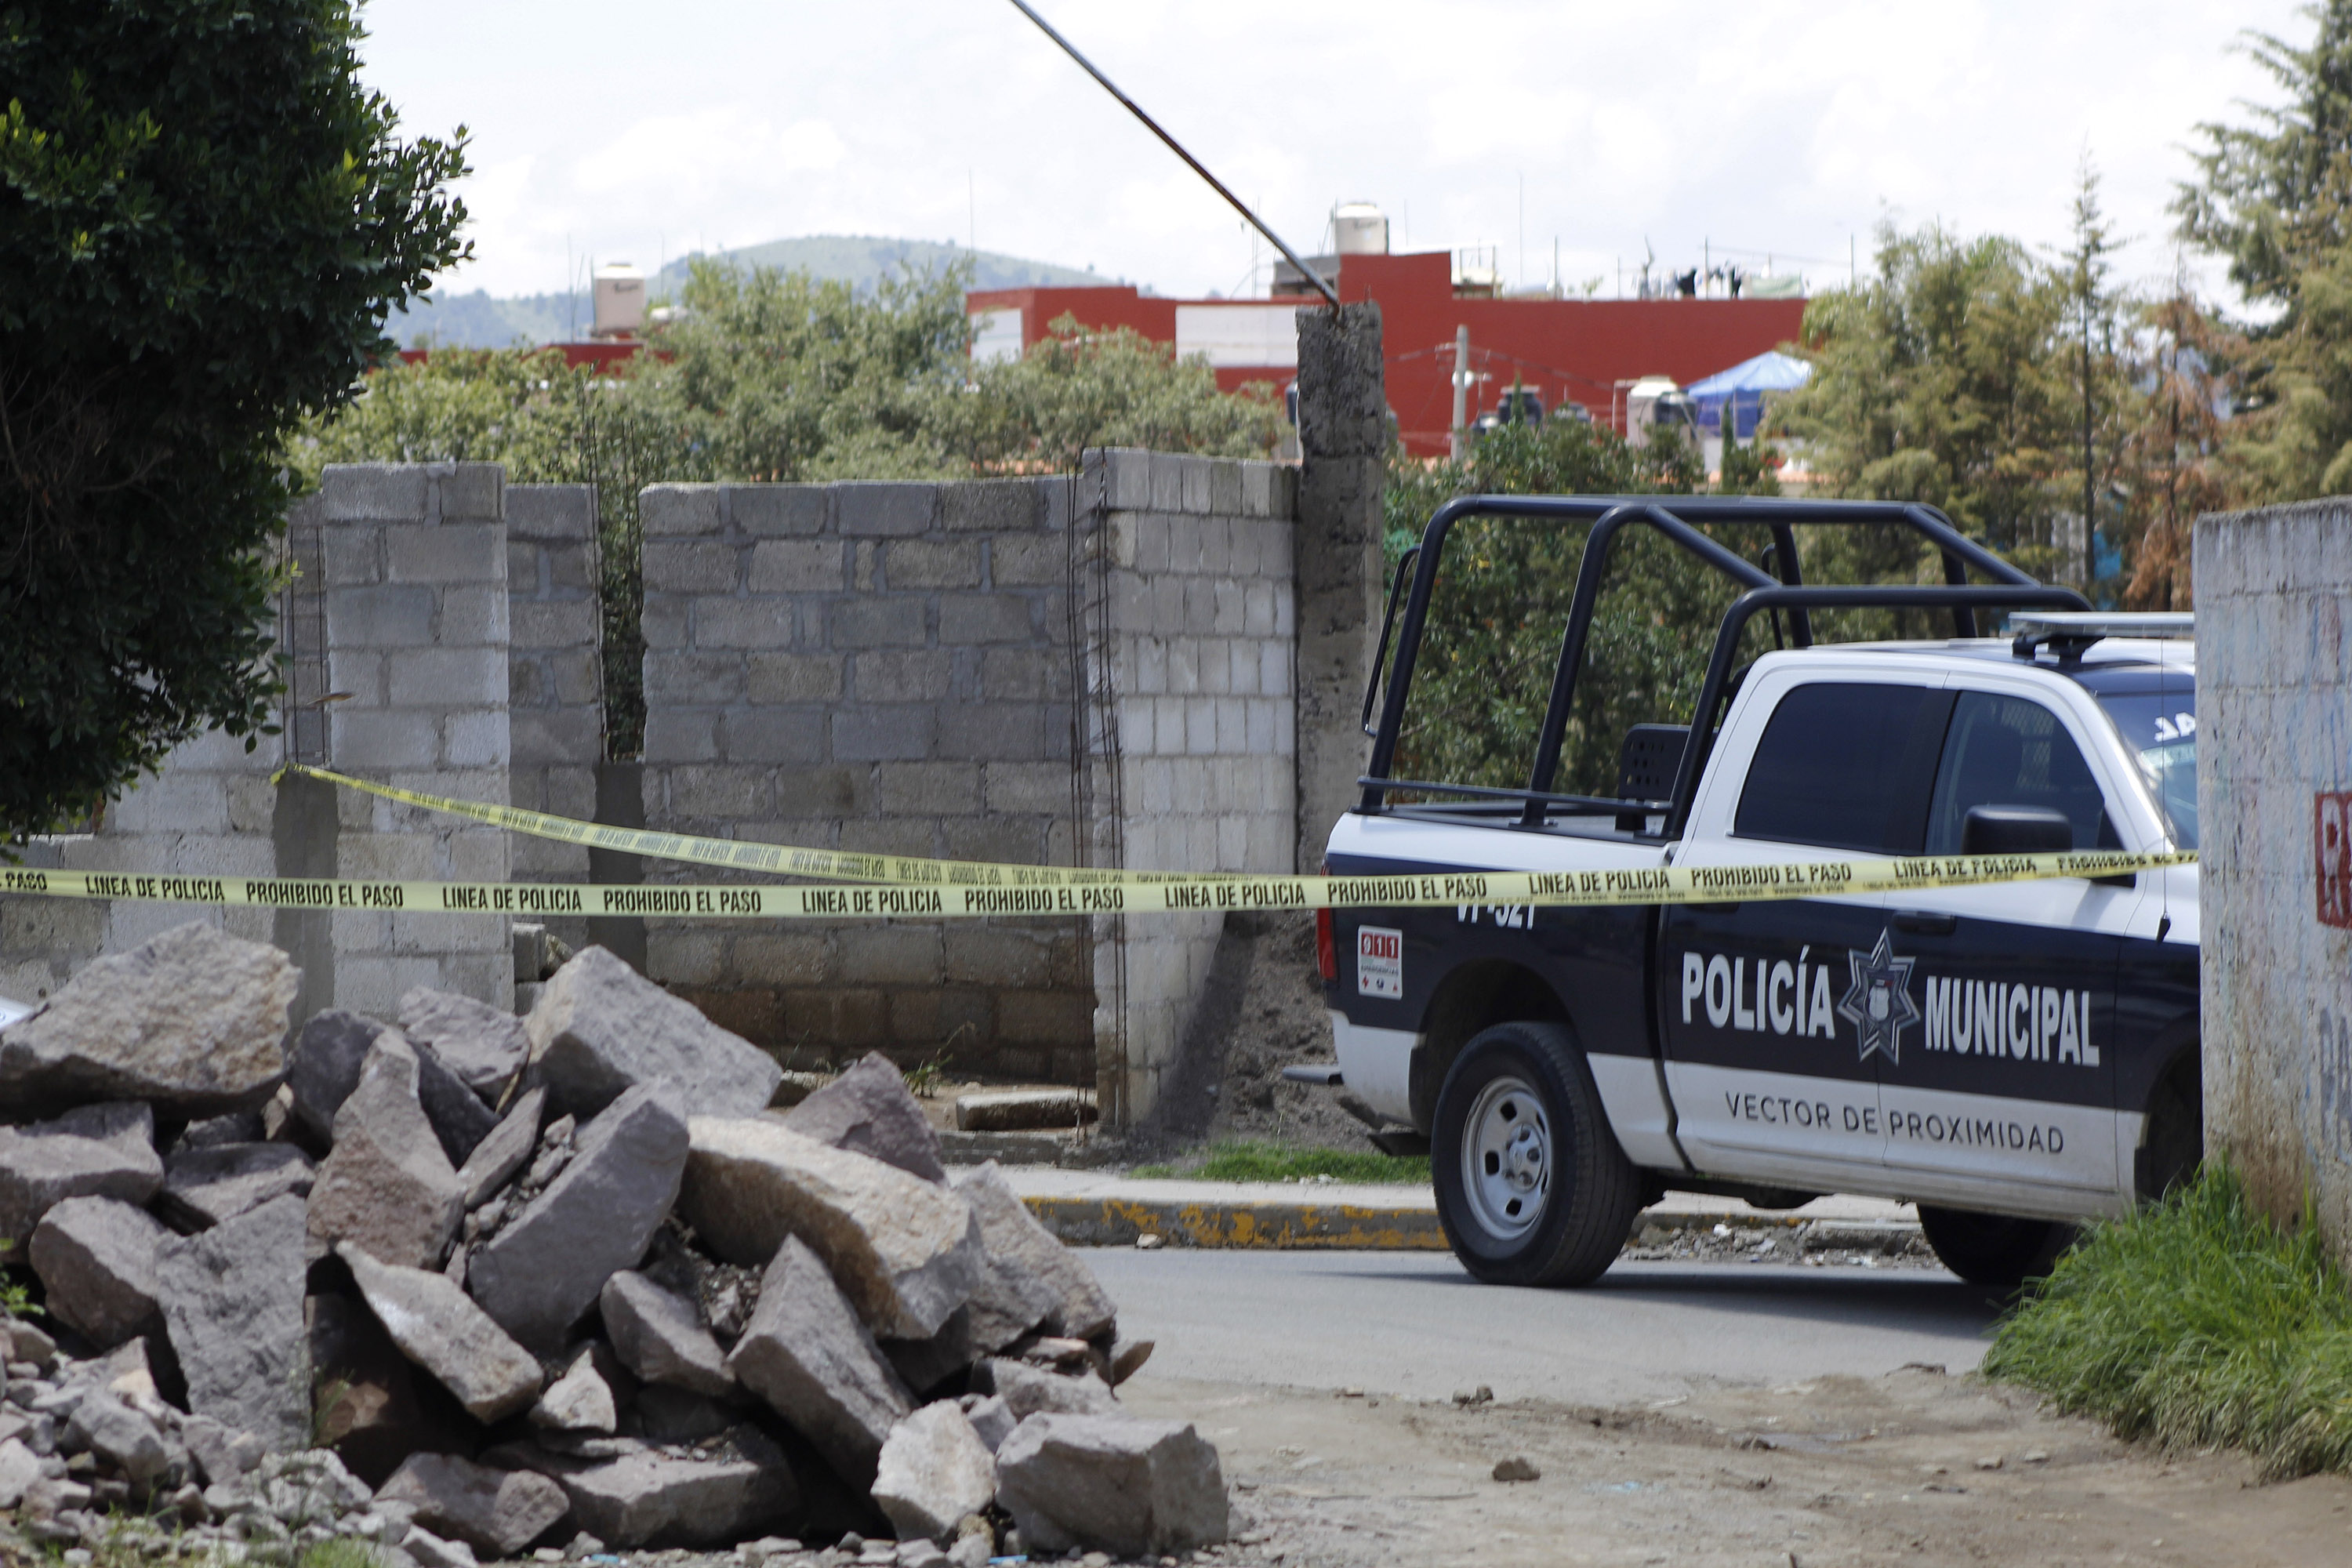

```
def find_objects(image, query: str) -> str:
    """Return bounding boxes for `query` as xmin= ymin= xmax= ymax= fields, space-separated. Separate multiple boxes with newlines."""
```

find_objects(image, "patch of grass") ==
xmin=297 ymin=1541 xmax=394 ymax=1568
xmin=1984 ymin=1165 xmax=2352 ymax=1479
xmin=1131 ymin=1139 xmax=1430 ymax=1185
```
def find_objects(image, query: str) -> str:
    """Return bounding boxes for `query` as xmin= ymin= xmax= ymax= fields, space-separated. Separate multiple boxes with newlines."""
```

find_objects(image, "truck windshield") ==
xmin=2092 ymin=688 xmax=2197 ymax=848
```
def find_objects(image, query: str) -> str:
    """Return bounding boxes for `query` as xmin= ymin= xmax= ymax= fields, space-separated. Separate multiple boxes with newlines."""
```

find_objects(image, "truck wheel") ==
xmin=1915 ymin=1206 xmax=2074 ymax=1291
xmin=1432 ymin=1021 xmax=1641 ymax=1287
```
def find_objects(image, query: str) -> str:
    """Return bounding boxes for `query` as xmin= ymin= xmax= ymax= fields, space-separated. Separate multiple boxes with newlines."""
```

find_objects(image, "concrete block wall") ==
xmin=506 ymin=484 xmax=604 ymax=950
xmin=2195 ymin=499 xmax=2352 ymax=1267
xmin=1080 ymin=449 xmax=1299 ymax=1123
xmin=636 ymin=480 xmax=1092 ymax=1078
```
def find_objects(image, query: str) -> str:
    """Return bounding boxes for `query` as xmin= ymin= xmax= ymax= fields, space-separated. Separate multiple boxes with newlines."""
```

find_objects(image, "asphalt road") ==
xmin=1088 ymin=1250 xmax=2004 ymax=1408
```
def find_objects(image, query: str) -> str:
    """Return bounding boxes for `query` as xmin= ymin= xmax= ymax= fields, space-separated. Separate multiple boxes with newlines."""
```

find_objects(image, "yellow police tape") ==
xmin=0 ymin=764 xmax=2198 ymax=921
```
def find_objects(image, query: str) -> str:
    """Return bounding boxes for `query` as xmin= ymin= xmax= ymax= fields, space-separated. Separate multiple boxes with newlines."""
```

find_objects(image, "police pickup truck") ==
xmin=1315 ymin=496 xmax=2198 ymax=1290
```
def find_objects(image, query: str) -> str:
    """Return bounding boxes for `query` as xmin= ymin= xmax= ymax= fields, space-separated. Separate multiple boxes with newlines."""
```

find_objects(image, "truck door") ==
xmin=1661 ymin=678 xmax=1955 ymax=1188
xmin=1867 ymin=687 xmax=2126 ymax=1207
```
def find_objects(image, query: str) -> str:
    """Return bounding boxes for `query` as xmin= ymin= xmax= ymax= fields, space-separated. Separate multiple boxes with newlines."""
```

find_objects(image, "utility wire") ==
xmin=1000 ymin=0 xmax=1341 ymax=310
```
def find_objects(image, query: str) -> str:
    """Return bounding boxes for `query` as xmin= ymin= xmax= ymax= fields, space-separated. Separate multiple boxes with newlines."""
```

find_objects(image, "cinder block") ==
xmin=728 ymin=485 xmax=829 ymax=537
xmin=642 ymin=710 xmax=721 ymax=764
xmin=510 ymin=601 xmax=601 ymax=654
xmin=1149 ymin=454 xmax=1185 ymax=514
xmin=755 ymin=767 xmax=868 ymax=818
xmin=387 ymin=522 xmax=503 ymax=585
xmin=1180 ymin=456 xmax=1213 ymax=516
xmin=733 ymin=931 xmax=832 ymax=986
xmin=834 ymin=818 xmax=941 ymax=859
xmin=888 ymin=989 xmax=992 ymax=1052
xmin=438 ymin=586 xmax=510 ymax=646
xmin=832 ymin=706 xmax=938 ymax=762
xmin=990 ymin=534 xmax=1064 ymax=586
xmin=322 ymin=524 xmax=384 ymax=588
xmin=327 ymin=584 xmax=436 ymax=648
xmin=997 ymin=989 xmax=1094 ymax=1046
xmin=506 ymin=484 xmax=598 ymax=540
xmin=1167 ymin=642 xmax=1199 ymax=696
xmin=937 ymin=702 xmax=1055 ymax=762
xmin=942 ymin=816 xmax=1047 ymax=867
xmin=646 ymin=652 xmax=748 ymax=706
xmin=938 ymin=595 xmax=1034 ymax=645
xmin=433 ymin=463 xmax=505 ymax=522
xmin=884 ymin=539 xmax=982 ymax=590
xmin=829 ymin=598 xmax=927 ymax=648
xmin=748 ymin=538 xmax=847 ymax=593
xmin=321 ymin=464 xmax=428 ymax=522
xmin=982 ymin=648 xmax=1059 ymax=702
xmin=942 ymin=479 xmax=1045 ymax=534
xmin=642 ymin=485 xmax=726 ymax=537
xmin=693 ymin=597 xmax=793 ymax=649
xmin=837 ymin=483 xmax=938 ymax=536
xmin=943 ymin=927 xmax=1052 ymax=986
xmin=717 ymin=707 xmax=826 ymax=764
xmin=507 ymin=543 xmax=547 ymax=597
xmin=835 ymin=927 xmax=942 ymax=987
xmin=330 ymin=710 xmax=441 ymax=770
xmin=851 ymin=649 xmax=953 ymax=703
xmin=389 ymin=648 xmax=509 ymax=709
xmin=666 ymin=765 xmax=771 ymax=820
xmin=639 ymin=596 xmax=691 ymax=649
xmin=746 ymin=652 xmax=844 ymax=703
xmin=645 ymin=928 xmax=729 ymax=987
xmin=785 ymin=988 xmax=890 ymax=1048
xmin=873 ymin=762 xmax=981 ymax=815
xmin=644 ymin=540 xmax=742 ymax=594
xmin=1209 ymin=460 xmax=1243 ymax=517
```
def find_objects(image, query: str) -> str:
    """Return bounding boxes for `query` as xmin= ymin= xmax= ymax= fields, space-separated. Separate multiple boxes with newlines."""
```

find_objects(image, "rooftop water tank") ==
xmin=1332 ymin=201 xmax=1389 ymax=256
xmin=591 ymin=262 xmax=646 ymax=339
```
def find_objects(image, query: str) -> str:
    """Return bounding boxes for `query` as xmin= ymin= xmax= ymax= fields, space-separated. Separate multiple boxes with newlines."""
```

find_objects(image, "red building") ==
xmin=967 ymin=249 xmax=1808 ymax=458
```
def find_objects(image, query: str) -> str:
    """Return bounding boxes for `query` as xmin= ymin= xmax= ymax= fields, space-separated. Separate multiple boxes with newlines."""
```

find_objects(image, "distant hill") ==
xmin=389 ymin=235 xmax=1118 ymax=349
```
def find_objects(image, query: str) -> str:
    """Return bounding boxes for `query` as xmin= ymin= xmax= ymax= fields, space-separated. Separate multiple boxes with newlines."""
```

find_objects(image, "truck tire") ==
xmin=1432 ymin=1020 xmax=1641 ymax=1287
xmin=1915 ymin=1205 xmax=2074 ymax=1291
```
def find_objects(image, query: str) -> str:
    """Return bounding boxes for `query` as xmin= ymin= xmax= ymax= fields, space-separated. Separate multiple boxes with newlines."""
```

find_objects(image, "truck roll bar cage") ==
xmin=1356 ymin=495 xmax=2092 ymax=838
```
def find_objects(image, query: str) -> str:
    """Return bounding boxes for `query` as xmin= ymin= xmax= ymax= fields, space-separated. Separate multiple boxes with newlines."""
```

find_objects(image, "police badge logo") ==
xmin=1838 ymin=928 xmax=1920 ymax=1063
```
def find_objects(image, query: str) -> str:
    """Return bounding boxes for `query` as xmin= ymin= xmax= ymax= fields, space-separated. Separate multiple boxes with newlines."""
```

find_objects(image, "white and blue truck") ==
xmin=1309 ymin=496 xmax=2199 ymax=1289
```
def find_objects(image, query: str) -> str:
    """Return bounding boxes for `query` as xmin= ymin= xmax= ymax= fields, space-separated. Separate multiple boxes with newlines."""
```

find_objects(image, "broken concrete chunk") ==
xmin=599 ymin=1270 xmax=733 ymax=1397
xmin=525 ymin=1431 xmax=800 ymax=1548
xmin=0 ymin=1102 xmax=164 ymax=1242
xmin=339 ymin=1243 xmax=543 ymax=1423
xmin=286 ymin=1009 xmax=394 ymax=1144
xmin=959 ymin=1395 xmax=1015 ymax=1454
xmin=155 ymin=1193 xmax=311 ymax=1452
xmin=872 ymin=1402 xmax=996 ymax=1544
xmin=180 ymin=1416 xmax=266 ymax=1486
xmin=307 ymin=1035 xmax=465 ymax=1269
xmin=532 ymin=1348 xmax=617 ymax=1434
xmin=950 ymin=1089 xmax=1097 ymax=1134
xmin=467 ymin=1082 xmax=688 ymax=1351
xmin=954 ymin=1163 xmax=1116 ymax=1341
xmin=0 ymin=922 xmax=295 ymax=1116
xmin=726 ymin=1236 xmax=912 ymax=1486
xmin=681 ymin=1117 xmax=980 ymax=1341
xmin=524 ymin=946 xmax=782 ymax=1120
xmin=993 ymin=1414 xmax=1228 ymax=1558
xmin=631 ymin=1386 xmax=732 ymax=1445
xmin=975 ymin=1359 xmax=1121 ymax=1420
xmin=781 ymin=1054 xmax=947 ymax=1183
xmin=410 ymin=1029 xmax=503 ymax=1167
xmin=379 ymin=1453 xmax=570 ymax=1556
xmin=0 ymin=1437 xmax=42 ymax=1509
xmin=399 ymin=988 xmax=531 ymax=1104
xmin=158 ymin=1142 xmax=315 ymax=1230
xmin=402 ymin=1523 xmax=480 ymax=1568
xmin=29 ymin=1196 xmax=170 ymax=1348
xmin=882 ymin=1307 xmax=975 ymax=1399
xmin=457 ymin=1087 xmax=544 ymax=1208
xmin=63 ymin=1391 xmax=172 ymax=1484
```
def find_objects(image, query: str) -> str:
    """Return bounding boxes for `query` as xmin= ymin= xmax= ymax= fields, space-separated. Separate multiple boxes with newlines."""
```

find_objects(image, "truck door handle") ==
xmin=1892 ymin=910 xmax=1957 ymax=935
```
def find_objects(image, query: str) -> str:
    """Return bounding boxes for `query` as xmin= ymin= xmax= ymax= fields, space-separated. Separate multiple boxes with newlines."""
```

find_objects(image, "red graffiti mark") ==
xmin=2321 ymin=792 xmax=2352 ymax=930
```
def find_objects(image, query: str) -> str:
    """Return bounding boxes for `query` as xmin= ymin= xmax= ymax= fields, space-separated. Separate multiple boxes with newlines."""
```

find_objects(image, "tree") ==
xmin=2113 ymin=281 xmax=2241 ymax=608
xmin=1 ymin=0 xmax=467 ymax=837
xmin=2061 ymin=162 xmax=2141 ymax=591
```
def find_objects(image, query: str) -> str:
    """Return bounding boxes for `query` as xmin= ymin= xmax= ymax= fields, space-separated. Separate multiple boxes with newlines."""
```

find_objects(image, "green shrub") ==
xmin=1984 ymin=1166 xmax=2352 ymax=1478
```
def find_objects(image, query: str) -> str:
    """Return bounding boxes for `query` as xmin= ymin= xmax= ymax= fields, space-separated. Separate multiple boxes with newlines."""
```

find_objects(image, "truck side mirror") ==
xmin=1962 ymin=804 xmax=2073 ymax=855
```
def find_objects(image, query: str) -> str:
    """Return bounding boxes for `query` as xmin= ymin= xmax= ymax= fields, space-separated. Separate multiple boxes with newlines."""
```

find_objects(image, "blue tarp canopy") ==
xmin=1687 ymin=350 xmax=1811 ymax=439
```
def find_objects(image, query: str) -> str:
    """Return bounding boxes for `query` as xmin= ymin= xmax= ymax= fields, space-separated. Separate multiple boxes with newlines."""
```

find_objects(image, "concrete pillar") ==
xmin=2195 ymin=499 xmax=2352 ymax=1266
xmin=1290 ymin=302 xmax=1386 ymax=873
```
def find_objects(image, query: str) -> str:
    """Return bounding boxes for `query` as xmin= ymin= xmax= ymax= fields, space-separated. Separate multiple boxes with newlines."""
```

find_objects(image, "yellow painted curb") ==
xmin=1023 ymin=1194 xmax=1447 ymax=1250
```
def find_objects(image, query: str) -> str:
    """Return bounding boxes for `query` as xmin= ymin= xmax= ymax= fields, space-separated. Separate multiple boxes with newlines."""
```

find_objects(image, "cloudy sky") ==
xmin=363 ymin=0 xmax=2303 ymax=309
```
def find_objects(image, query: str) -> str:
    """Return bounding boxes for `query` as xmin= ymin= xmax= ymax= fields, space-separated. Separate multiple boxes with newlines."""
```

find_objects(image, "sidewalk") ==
xmin=998 ymin=1163 xmax=1916 ymax=1250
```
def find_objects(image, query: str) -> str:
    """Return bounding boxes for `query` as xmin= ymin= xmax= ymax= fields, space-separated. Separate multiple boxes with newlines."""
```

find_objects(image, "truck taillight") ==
xmin=1316 ymin=906 xmax=1338 ymax=982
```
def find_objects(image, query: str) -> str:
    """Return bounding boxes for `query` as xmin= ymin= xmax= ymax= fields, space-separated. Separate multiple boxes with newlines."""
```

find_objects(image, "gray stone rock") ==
xmin=158 ymin=1143 xmax=315 ymax=1230
xmin=959 ymin=1395 xmax=1014 ymax=1453
xmin=466 ymin=1083 xmax=687 ymax=1351
xmin=339 ymin=1243 xmax=543 ymax=1423
xmin=286 ymin=1010 xmax=391 ymax=1144
xmin=0 ymin=923 xmax=296 ymax=1116
xmin=178 ymin=1109 xmax=267 ymax=1150
xmin=781 ymin=1054 xmax=946 ymax=1183
xmin=597 ymin=1270 xmax=732 ymax=1397
xmin=0 ymin=1102 xmax=164 ymax=1243
xmin=975 ymin=1359 xmax=1121 ymax=1420
xmin=379 ymin=1453 xmax=569 ymax=1556
xmin=524 ymin=946 xmax=781 ymax=1120
xmin=0 ymin=1436 xmax=40 ymax=1508
xmin=456 ymin=1087 xmax=544 ymax=1208
xmin=993 ymin=1414 xmax=1229 ymax=1557
xmin=531 ymin=1348 xmax=616 ymax=1434
xmin=630 ymin=1387 xmax=731 ymax=1445
xmin=510 ymin=1432 xmax=799 ymax=1548
xmin=180 ymin=1416 xmax=266 ymax=1486
xmin=155 ymin=1194 xmax=310 ymax=1452
xmin=307 ymin=1036 xmax=464 ymax=1269
xmin=409 ymin=1033 xmax=502 ymax=1167
xmin=402 ymin=1523 xmax=479 ymax=1568
xmin=398 ymin=988 xmax=531 ymax=1104
xmin=63 ymin=1392 xmax=171 ymax=1485
xmin=28 ymin=1196 xmax=171 ymax=1348
xmin=680 ymin=1118 xmax=980 ymax=1340
xmin=872 ymin=1402 xmax=996 ymax=1544
xmin=881 ymin=1307 xmax=975 ymax=1398
xmin=726 ymin=1236 xmax=911 ymax=1486
xmin=953 ymin=1163 xmax=1116 ymax=1342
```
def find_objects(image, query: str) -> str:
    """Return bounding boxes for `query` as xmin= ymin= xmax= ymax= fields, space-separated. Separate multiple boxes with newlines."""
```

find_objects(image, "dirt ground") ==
xmin=1121 ymin=1369 xmax=2352 ymax=1567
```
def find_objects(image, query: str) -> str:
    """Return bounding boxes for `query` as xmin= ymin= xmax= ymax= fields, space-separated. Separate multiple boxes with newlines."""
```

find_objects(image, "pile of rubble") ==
xmin=0 ymin=922 xmax=1226 ymax=1566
